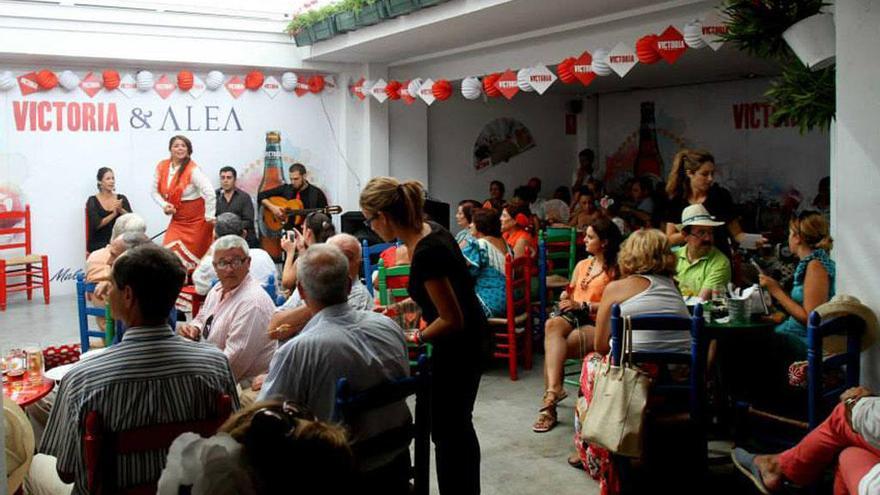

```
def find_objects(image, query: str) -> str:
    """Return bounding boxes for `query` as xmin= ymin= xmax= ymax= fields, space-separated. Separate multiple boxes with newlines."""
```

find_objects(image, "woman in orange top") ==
xmin=533 ymin=217 xmax=623 ymax=432
xmin=151 ymin=135 xmax=216 ymax=270
xmin=500 ymin=204 xmax=536 ymax=258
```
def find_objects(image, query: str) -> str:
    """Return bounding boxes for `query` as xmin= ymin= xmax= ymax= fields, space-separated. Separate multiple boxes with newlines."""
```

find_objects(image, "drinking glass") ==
xmin=22 ymin=342 xmax=43 ymax=387
xmin=4 ymin=345 xmax=27 ymax=391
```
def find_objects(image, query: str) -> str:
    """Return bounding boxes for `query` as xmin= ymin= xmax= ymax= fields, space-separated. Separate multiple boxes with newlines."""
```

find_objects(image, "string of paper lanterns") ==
xmin=349 ymin=13 xmax=726 ymax=105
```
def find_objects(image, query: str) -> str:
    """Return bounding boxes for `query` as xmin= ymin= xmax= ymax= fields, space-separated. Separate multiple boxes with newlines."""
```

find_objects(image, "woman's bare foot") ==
xmin=753 ymin=455 xmax=783 ymax=491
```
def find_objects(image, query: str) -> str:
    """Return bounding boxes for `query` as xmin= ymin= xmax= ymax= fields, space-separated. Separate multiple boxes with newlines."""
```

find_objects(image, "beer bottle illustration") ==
xmin=632 ymin=101 xmax=664 ymax=181
xmin=259 ymin=131 xmax=286 ymax=259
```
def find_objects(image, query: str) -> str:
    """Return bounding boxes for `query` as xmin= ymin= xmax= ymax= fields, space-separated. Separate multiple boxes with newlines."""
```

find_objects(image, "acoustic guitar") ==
xmin=262 ymin=196 xmax=342 ymax=232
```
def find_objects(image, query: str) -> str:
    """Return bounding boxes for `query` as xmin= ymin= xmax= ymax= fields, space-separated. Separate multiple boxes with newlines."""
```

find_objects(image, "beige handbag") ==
xmin=581 ymin=316 xmax=650 ymax=458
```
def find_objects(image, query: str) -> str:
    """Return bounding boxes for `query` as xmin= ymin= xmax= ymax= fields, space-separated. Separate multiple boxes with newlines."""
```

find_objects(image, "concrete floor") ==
xmin=2 ymin=293 xmax=600 ymax=495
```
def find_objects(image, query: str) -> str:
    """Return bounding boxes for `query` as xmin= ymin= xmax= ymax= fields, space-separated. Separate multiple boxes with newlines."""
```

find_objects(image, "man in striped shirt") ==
xmin=38 ymin=244 xmax=239 ymax=494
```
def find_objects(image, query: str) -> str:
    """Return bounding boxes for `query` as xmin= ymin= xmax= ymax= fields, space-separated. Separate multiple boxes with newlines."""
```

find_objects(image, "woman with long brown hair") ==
xmin=360 ymin=177 xmax=486 ymax=495
xmin=663 ymin=149 xmax=761 ymax=255
xmin=151 ymin=135 xmax=216 ymax=269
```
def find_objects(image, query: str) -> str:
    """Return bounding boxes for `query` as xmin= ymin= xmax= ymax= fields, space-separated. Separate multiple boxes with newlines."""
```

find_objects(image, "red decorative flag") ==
xmin=79 ymin=72 xmax=102 ymax=97
xmin=352 ymin=78 xmax=366 ymax=100
xmin=154 ymin=74 xmax=176 ymax=99
xmin=17 ymin=72 xmax=39 ymax=96
xmin=573 ymin=51 xmax=596 ymax=87
xmin=225 ymin=76 xmax=246 ymax=99
xmin=400 ymin=79 xmax=414 ymax=105
xmin=656 ymin=26 xmax=687 ymax=64
xmin=495 ymin=70 xmax=519 ymax=100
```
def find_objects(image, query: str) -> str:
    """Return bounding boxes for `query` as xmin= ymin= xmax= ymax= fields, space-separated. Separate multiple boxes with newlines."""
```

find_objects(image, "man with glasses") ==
xmin=178 ymin=235 xmax=276 ymax=389
xmin=674 ymin=203 xmax=732 ymax=301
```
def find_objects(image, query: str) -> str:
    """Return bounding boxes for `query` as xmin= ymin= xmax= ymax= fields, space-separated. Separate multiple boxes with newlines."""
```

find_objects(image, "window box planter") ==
xmin=334 ymin=10 xmax=358 ymax=33
xmin=382 ymin=0 xmax=417 ymax=18
xmin=356 ymin=2 xmax=387 ymax=27
xmin=414 ymin=0 xmax=448 ymax=7
xmin=293 ymin=29 xmax=314 ymax=47
xmin=310 ymin=18 xmax=337 ymax=42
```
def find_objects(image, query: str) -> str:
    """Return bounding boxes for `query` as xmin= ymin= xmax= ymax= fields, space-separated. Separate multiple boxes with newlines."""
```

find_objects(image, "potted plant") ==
xmin=334 ymin=0 xmax=361 ymax=33
xmin=310 ymin=6 xmax=338 ymax=42
xmin=414 ymin=0 xmax=449 ymax=7
xmin=356 ymin=0 xmax=387 ymax=27
xmin=382 ymin=0 xmax=416 ymax=18
xmin=287 ymin=11 xmax=319 ymax=46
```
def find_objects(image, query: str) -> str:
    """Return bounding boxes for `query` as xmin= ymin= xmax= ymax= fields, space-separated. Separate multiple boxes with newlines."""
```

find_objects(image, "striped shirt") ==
xmin=39 ymin=325 xmax=239 ymax=494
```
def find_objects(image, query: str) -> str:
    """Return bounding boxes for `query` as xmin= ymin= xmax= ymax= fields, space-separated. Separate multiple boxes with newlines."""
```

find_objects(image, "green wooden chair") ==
xmin=538 ymin=227 xmax=578 ymax=339
xmin=377 ymin=259 xmax=432 ymax=367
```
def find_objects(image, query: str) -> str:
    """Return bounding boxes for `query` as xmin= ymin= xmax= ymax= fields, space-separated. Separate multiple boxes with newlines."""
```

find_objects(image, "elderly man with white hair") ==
xmin=85 ymin=213 xmax=147 ymax=285
xmin=177 ymin=235 xmax=276 ymax=388
xmin=258 ymin=243 xmax=411 ymax=492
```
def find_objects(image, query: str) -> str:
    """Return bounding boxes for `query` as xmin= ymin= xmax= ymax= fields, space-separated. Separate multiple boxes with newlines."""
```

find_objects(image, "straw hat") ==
xmin=5 ymin=397 xmax=35 ymax=494
xmin=677 ymin=204 xmax=725 ymax=230
xmin=815 ymin=294 xmax=879 ymax=354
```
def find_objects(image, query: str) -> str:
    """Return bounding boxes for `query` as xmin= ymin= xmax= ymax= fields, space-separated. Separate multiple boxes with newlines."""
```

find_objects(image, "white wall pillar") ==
xmin=833 ymin=0 xmax=880 ymax=388
xmin=389 ymin=103 xmax=429 ymax=187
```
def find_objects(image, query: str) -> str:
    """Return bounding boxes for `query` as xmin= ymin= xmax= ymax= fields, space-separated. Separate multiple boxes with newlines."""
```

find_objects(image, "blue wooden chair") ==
xmin=335 ymin=354 xmax=431 ymax=495
xmin=609 ymin=303 xmax=708 ymax=484
xmin=76 ymin=272 xmax=108 ymax=353
xmin=362 ymin=239 xmax=395 ymax=297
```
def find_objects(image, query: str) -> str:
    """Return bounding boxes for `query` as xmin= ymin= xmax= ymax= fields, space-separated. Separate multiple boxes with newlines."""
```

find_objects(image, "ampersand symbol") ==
xmin=130 ymin=108 xmax=152 ymax=129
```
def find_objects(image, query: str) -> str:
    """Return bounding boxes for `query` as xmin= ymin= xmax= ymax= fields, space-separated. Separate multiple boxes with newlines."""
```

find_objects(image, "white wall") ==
xmin=834 ymin=0 xmax=880 ymax=389
xmin=389 ymin=102 xmax=429 ymax=187
xmin=424 ymin=92 xmax=579 ymax=229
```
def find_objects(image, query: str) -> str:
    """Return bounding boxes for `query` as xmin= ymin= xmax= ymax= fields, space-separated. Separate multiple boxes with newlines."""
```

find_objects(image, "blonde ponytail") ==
xmin=360 ymin=177 xmax=426 ymax=231
xmin=792 ymin=210 xmax=833 ymax=253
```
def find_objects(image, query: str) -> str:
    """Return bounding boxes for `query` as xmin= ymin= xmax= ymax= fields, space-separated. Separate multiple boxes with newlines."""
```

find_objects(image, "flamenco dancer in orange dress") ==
xmin=150 ymin=135 xmax=215 ymax=271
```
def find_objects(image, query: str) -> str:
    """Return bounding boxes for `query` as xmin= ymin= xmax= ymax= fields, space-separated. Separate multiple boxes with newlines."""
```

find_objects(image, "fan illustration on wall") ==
xmin=473 ymin=118 xmax=535 ymax=171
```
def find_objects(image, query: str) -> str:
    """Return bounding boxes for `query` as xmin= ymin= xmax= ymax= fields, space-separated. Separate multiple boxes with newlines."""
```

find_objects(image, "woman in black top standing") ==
xmin=361 ymin=177 xmax=486 ymax=495
xmin=663 ymin=149 xmax=761 ymax=256
xmin=86 ymin=167 xmax=131 ymax=254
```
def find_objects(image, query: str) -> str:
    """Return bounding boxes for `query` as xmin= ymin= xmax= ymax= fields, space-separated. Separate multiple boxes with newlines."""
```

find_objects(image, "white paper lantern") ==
xmin=684 ymin=21 xmax=707 ymax=49
xmin=461 ymin=76 xmax=482 ymax=100
xmin=136 ymin=70 xmax=153 ymax=92
xmin=516 ymin=68 xmax=534 ymax=92
xmin=206 ymin=70 xmax=225 ymax=90
xmin=281 ymin=72 xmax=298 ymax=91
xmin=59 ymin=70 xmax=80 ymax=91
xmin=407 ymin=78 xmax=423 ymax=99
xmin=0 ymin=71 xmax=16 ymax=91
xmin=591 ymin=48 xmax=612 ymax=76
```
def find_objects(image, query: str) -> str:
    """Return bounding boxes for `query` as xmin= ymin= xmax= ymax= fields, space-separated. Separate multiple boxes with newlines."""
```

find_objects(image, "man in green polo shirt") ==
xmin=675 ymin=204 xmax=731 ymax=300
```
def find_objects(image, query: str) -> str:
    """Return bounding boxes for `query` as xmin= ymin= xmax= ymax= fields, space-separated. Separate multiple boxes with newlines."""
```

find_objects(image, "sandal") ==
xmin=567 ymin=453 xmax=585 ymax=471
xmin=532 ymin=405 xmax=558 ymax=432
xmin=543 ymin=389 xmax=569 ymax=405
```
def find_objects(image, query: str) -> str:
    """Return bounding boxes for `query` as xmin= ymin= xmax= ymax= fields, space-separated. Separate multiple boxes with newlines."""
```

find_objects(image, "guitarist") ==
xmin=257 ymin=163 xmax=328 ymax=231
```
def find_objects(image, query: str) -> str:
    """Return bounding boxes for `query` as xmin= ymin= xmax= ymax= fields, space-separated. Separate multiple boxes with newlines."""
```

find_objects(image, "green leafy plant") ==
xmin=765 ymin=61 xmax=835 ymax=133
xmin=286 ymin=3 xmax=341 ymax=35
xmin=720 ymin=0 xmax=827 ymax=60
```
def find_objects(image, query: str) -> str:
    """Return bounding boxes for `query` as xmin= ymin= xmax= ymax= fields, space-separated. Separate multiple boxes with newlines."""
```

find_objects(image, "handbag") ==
xmin=580 ymin=315 xmax=651 ymax=457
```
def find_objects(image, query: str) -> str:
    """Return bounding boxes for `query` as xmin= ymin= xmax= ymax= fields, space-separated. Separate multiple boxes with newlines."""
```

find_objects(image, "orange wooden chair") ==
xmin=0 ymin=205 xmax=50 ymax=311
xmin=488 ymin=250 xmax=533 ymax=380
xmin=83 ymin=393 xmax=233 ymax=494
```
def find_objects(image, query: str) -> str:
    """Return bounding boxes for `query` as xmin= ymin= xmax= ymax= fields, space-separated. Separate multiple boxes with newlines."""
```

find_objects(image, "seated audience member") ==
xmin=600 ymin=196 xmax=629 ymax=236
xmin=34 ymin=244 xmax=239 ymax=494
xmin=553 ymin=185 xmax=572 ymax=207
xmin=372 ymin=243 xmax=410 ymax=302
xmin=572 ymin=148 xmax=595 ymax=192
xmin=85 ymin=212 xmax=147 ymax=284
xmin=543 ymin=199 xmax=571 ymax=229
xmin=570 ymin=188 xmax=602 ymax=231
xmin=760 ymin=211 xmax=835 ymax=360
xmin=279 ymin=211 xmax=336 ymax=291
xmin=258 ymin=244 xmax=411 ymax=492
xmin=527 ymin=177 xmax=547 ymax=221
xmin=158 ymin=400 xmax=354 ymax=495
xmin=533 ymin=218 xmax=622 ymax=433
xmin=461 ymin=208 xmax=510 ymax=318
xmin=510 ymin=185 xmax=536 ymax=210
xmin=501 ymin=204 xmax=536 ymax=258
xmin=193 ymin=212 xmax=277 ymax=296
xmin=674 ymin=204 xmax=731 ymax=300
xmin=572 ymin=229 xmax=690 ymax=493
xmin=483 ymin=179 xmax=506 ymax=212
xmin=621 ymin=176 xmax=655 ymax=228
xmin=455 ymin=199 xmax=483 ymax=245
xmin=178 ymin=235 xmax=277 ymax=388
xmin=732 ymin=386 xmax=880 ymax=495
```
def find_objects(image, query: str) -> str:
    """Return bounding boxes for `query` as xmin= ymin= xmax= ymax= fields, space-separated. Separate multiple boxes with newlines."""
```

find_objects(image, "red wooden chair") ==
xmin=488 ymin=250 xmax=533 ymax=380
xmin=83 ymin=393 xmax=233 ymax=495
xmin=179 ymin=285 xmax=205 ymax=318
xmin=0 ymin=205 xmax=50 ymax=311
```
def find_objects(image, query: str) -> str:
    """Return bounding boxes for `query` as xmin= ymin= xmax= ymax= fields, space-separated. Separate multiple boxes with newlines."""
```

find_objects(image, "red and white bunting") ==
xmin=17 ymin=72 xmax=39 ymax=96
xmin=154 ymin=74 xmax=176 ymax=99
xmin=79 ymin=72 xmax=102 ymax=98
xmin=118 ymin=73 xmax=137 ymax=98
xmin=701 ymin=10 xmax=728 ymax=51
xmin=418 ymin=78 xmax=436 ymax=105
xmin=352 ymin=78 xmax=366 ymax=100
xmin=262 ymin=75 xmax=281 ymax=98
xmin=528 ymin=65 xmax=557 ymax=95
xmin=607 ymin=42 xmax=638 ymax=78
xmin=371 ymin=78 xmax=388 ymax=103
xmin=189 ymin=75 xmax=206 ymax=99
xmin=573 ymin=51 xmax=596 ymax=86
xmin=656 ymin=26 xmax=688 ymax=64
xmin=496 ymin=70 xmax=519 ymax=100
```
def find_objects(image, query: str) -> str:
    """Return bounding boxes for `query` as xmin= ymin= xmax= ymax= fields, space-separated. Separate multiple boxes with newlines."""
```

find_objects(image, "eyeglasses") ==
xmin=213 ymin=257 xmax=247 ymax=270
xmin=363 ymin=214 xmax=377 ymax=229
xmin=687 ymin=229 xmax=713 ymax=240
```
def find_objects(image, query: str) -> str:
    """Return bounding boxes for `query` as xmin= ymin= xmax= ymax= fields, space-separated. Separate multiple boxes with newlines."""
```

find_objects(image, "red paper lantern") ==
xmin=245 ymin=70 xmax=264 ymax=90
xmin=636 ymin=34 xmax=661 ymax=64
xmin=432 ymin=79 xmax=452 ymax=101
xmin=385 ymin=80 xmax=402 ymax=100
xmin=308 ymin=75 xmax=325 ymax=93
xmin=102 ymin=70 xmax=120 ymax=90
xmin=557 ymin=57 xmax=577 ymax=84
xmin=36 ymin=70 xmax=58 ymax=90
xmin=483 ymin=73 xmax=501 ymax=97
xmin=177 ymin=70 xmax=194 ymax=91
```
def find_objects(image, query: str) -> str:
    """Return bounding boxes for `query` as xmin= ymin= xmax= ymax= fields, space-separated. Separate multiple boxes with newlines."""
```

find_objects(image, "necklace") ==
xmin=578 ymin=259 xmax=605 ymax=291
